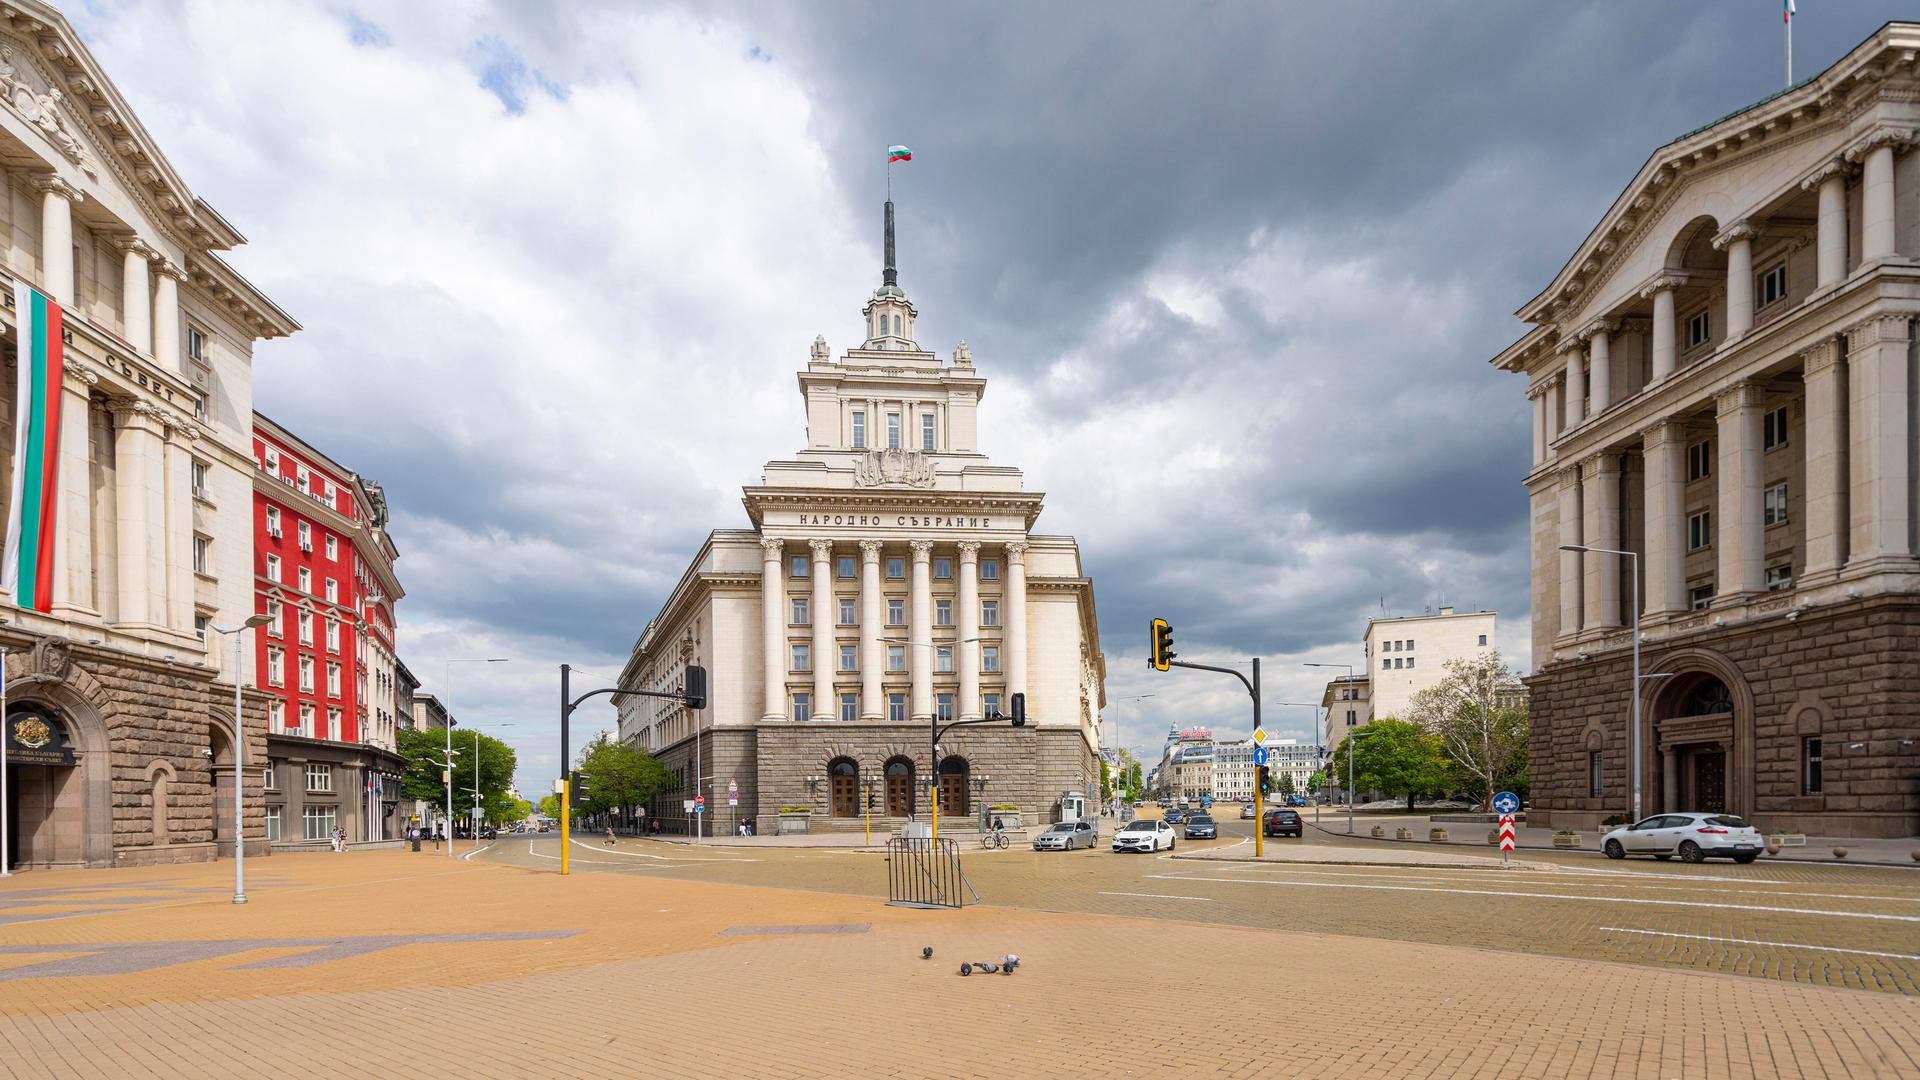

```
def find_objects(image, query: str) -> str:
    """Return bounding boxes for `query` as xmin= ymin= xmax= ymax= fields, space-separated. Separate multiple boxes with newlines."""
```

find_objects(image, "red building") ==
xmin=250 ymin=413 xmax=405 ymax=845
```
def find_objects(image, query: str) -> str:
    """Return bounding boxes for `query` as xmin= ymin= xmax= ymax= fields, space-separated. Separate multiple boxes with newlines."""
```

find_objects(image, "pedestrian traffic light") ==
xmin=1009 ymin=692 xmax=1026 ymax=726
xmin=1149 ymin=618 xmax=1175 ymax=671
xmin=683 ymin=665 xmax=708 ymax=711
xmin=1258 ymin=765 xmax=1271 ymax=796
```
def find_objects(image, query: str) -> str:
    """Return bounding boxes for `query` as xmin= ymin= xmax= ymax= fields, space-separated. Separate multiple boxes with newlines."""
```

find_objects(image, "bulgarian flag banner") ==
xmin=4 ymin=281 xmax=63 ymax=612
xmin=887 ymin=144 xmax=911 ymax=163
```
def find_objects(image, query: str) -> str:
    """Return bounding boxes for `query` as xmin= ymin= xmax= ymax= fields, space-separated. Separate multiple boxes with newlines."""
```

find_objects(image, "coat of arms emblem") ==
xmin=12 ymin=716 xmax=51 ymax=749
xmin=853 ymin=448 xmax=936 ymax=488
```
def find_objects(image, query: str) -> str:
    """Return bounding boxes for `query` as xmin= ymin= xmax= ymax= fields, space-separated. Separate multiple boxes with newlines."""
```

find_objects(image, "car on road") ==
xmin=1164 ymin=808 xmax=1187 ymax=825
xmin=1263 ymin=809 xmax=1303 ymax=838
xmin=1240 ymin=805 xmax=1257 ymax=819
xmin=1601 ymin=813 xmax=1764 ymax=863
xmin=1184 ymin=814 xmax=1217 ymax=840
xmin=1113 ymin=819 xmax=1177 ymax=853
xmin=1033 ymin=820 xmax=1098 ymax=851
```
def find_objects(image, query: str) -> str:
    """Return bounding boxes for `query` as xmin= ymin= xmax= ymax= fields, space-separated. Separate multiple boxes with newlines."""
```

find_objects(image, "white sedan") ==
xmin=1601 ymin=813 xmax=1765 ymax=863
xmin=1112 ymin=819 xmax=1176 ymax=853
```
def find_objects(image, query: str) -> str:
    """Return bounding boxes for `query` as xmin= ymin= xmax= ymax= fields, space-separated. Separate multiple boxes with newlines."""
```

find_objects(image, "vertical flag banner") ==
xmin=4 ymin=282 xmax=64 ymax=612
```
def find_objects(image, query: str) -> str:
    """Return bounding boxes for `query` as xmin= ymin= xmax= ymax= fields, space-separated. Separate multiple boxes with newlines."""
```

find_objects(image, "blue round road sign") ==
xmin=1252 ymin=746 xmax=1269 ymax=766
xmin=1492 ymin=791 xmax=1520 ymax=815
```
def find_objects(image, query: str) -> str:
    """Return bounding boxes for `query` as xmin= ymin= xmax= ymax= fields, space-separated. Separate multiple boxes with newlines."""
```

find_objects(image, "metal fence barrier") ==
xmin=885 ymin=836 xmax=976 ymax=908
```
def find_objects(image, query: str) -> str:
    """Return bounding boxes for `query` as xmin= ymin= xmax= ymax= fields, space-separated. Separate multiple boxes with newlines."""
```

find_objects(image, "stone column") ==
xmin=1844 ymin=315 xmax=1916 ymax=573
xmin=908 ymin=540 xmax=934 ymax=722
xmin=1561 ymin=341 xmax=1585 ymax=430
xmin=859 ymin=540 xmax=883 ymax=720
xmin=153 ymin=260 xmax=185 ymax=374
xmin=116 ymin=238 xmax=155 ymax=355
xmin=1715 ymin=222 xmax=1757 ymax=339
xmin=111 ymin=401 xmax=166 ymax=629
xmin=1529 ymin=385 xmax=1548 ymax=466
xmin=956 ymin=541 xmax=981 ymax=721
xmin=1004 ymin=541 xmax=1029 ymax=703
xmin=1642 ymin=421 xmax=1687 ymax=616
xmin=809 ymin=539 xmax=834 ymax=719
xmin=1850 ymin=132 xmax=1905 ymax=262
xmin=49 ymin=363 xmax=97 ymax=616
xmin=33 ymin=176 xmax=81 ymax=305
xmin=1641 ymin=276 xmax=1680 ymax=382
xmin=1556 ymin=467 xmax=1583 ymax=639
xmin=162 ymin=419 xmax=196 ymax=632
xmin=1800 ymin=338 xmax=1848 ymax=586
xmin=1662 ymin=748 xmax=1679 ymax=814
xmin=760 ymin=538 xmax=785 ymax=721
xmin=1585 ymin=323 xmax=1614 ymax=414
xmin=1803 ymin=161 xmax=1849 ymax=289
xmin=1580 ymin=455 xmax=1621 ymax=629
xmin=1543 ymin=373 xmax=1563 ymax=456
xmin=1715 ymin=381 xmax=1767 ymax=599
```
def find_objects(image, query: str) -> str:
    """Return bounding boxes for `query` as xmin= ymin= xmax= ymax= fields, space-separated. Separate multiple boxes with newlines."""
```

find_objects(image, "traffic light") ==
xmin=1149 ymin=618 xmax=1175 ymax=671
xmin=683 ymin=666 xmax=708 ymax=711
xmin=1009 ymin=692 xmax=1027 ymax=727
xmin=1258 ymin=765 xmax=1271 ymax=796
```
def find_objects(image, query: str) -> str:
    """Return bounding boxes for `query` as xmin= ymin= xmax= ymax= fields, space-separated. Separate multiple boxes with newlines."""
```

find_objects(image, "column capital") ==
xmin=1799 ymin=336 xmax=1842 ymax=376
xmin=109 ymin=234 xmax=159 ymax=259
xmin=151 ymin=257 xmax=188 ymax=282
xmin=1525 ymin=377 xmax=1555 ymax=402
xmin=31 ymin=173 xmax=84 ymax=203
xmin=1843 ymin=126 xmax=1917 ymax=164
xmin=1577 ymin=454 xmax=1619 ymax=482
xmin=1642 ymin=419 xmax=1690 ymax=449
xmin=1710 ymin=221 xmax=1758 ymax=251
xmin=1557 ymin=465 xmax=1583 ymax=491
xmin=1842 ymin=312 xmax=1910 ymax=351
xmin=955 ymin=540 xmax=980 ymax=562
xmin=807 ymin=538 xmax=834 ymax=561
xmin=1578 ymin=317 xmax=1619 ymax=342
xmin=60 ymin=360 xmax=99 ymax=392
xmin=1800 ymin=157 xmax=1852 ymax=191
xmin=1003 ymin=540 xmax=1029 ymax=565
xmin=1714 ymin=380 xmax=1768 ymax=417
xmin=759 ymin=537 xmax=785 ymax=561
xmin=909 ymin=539 xmax=934 ymax=560
xmin=857 ymin=539 xmax=883 ymax=562
xmin=1553 ymin=333 xmax=1585 ymax=356
xmin=1638 ymin=272 xmax=1690 ymax=300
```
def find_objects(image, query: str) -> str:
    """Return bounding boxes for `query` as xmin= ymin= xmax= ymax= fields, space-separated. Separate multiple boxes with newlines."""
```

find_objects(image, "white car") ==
xmin=1032 ymin=820 xmax=1097 ymax=851
xmin=1112 ymin=819 xmax=1176 ymax=853
xmin=1601 ymin=813 xmax=1764 ymax=863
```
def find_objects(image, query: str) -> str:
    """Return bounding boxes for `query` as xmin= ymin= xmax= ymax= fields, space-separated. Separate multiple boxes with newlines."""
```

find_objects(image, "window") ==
xmin=1765 ymin=563 xmax=1794 ymax=592
xmin=1382 ymin=658 xmax=1391 ymax=670
xmin=887 ymin=413 xmax=900 ymax=449
xmin=194 ymin=612 xmax=211 ymax=639
xmin=851 ymin=412 xmax=866 ymax=449
xmin=298 ymin=611 xmax=313 ymax=645
xmin=933 ymin=557 xmax=951 ymax=580
xmin=296 ymin=465 xmax=310 ymax=492
xmin=837 ymin=556 xmax=856 ymax=579
xmin=326 ymin=707 xmax=341 ymax=740
xmin=936 ymin=693 xmax=953 ymax=722
xmin=839 ymin=693 xmax=858 ymax=722
xmin=980 ymin=558 xmax=998 ymax=581
xmin=1689 ymin=583 xmax=1714 ymax=610
xmin=190 ymin=460 xmax=209 ymax=499
xmin=1686 ymin=309 xmax=1711 ymax=349
xmin=1687 ymin=510 xmax=1712 ymax=551
xmin=790 ymin=644 xmax=810 ymax=672
xmin=302 ymin=805 xmax=336 ymax=842
xmin=935 ymin=646 xmax=953 ymax=673
xmin=1588 ymin=752 xmax=1603 ymax=799
xmin=1758 ymin=262 xmax=1787 ymax=308
xmin=792 ymin=693 xmax=811 ymax=722
xmin=790 ymin=556 xmax=808 ymax=578
xmin=934 ymin=599 xmax=953 ymax=627
xmin=1763 ymin=482 xmax=1789 ymax=527
xmin=1392 ymin=658 xmax=1403 ymax=669
xmin=888 ymin=694 xmax=907 ymax=722
xmin=269 ymin=700 xmax=285 ymax=729
xmin=981 ymin=600 xmax=999 ymax=627
xmin=266 ymin=600 xmax=282 ymax=636
xmin=266 ymin=647 xmax=283 ymax=686
xmin=922 ymin=413 xmax=936 ymax=450
xmin=305 ymin=763 xmax=332 ymax=792
xmin=839 ymin=644 xmax=857 ymax=672
xmin=325 ymin=535 xmax=337 ymax=559
xmin=1763 ymin=406 xmax=1790 ymax=451
xmin=327 ymin=662 xmax=341 ymax=697
xmin=1477 ymin=634 xmax=1488 ymax=646
xmin=893 ymin=314 xmax=901 ymax=336
xmin=1687 ymin=440 xmax=1712 ymax=482
xmin=791 ymin=597 xmax=809 ymax=625
xmin=265 ymin=805 xmax=282 ymax=843
xmin=1345 ymin=710 xmax=1356 ymax=728
xmin=1802 ymin=737 xmax=1823 ymax=795
xmin=299 ymin=655 xmax=314 ymax=692
xmin=187 ymin=325 xmax=208 ymax=363
xmin=1406 ymin=657 xmax=1415 ymax=669
xmin=1406 ymin=639 xmax=1414 ymax=650
xmin=263 ymin=446 xmax=280 ymax=473
xmin=193 ymin=535 xmax=210 ymax=574
xmin=982 ymin=646 xmax=1000 ymax=673
xmin=887 ymin=558 xmax=904 ymax=580
xmin=324 ymin=579 xmax=337 ymax=603
xmin=297 ymin=521 xmax=311 ymax=549
xmin=887 ymin=598 xmax=905 ymax=625
xmin=266 ymin=506 xmax=281 ymax=537
xmin=325 ymin=619 xmax=338 ymax=652
xmin=887 ymin=646 xmax=906 ymax=673
xmin=297 ymin=567 xmax=311 ymax=593
xmin=839 ymin=598 xmax=856 ymax=625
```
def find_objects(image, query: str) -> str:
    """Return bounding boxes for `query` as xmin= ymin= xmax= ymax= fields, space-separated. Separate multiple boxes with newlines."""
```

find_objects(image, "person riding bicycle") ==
xmin=991 ymin=814 xmax=1005 ymax=846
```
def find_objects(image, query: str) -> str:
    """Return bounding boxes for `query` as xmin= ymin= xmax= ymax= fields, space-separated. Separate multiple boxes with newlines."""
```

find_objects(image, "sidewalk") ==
xmin=1310 ymin=812 xmax=1920 ymax=866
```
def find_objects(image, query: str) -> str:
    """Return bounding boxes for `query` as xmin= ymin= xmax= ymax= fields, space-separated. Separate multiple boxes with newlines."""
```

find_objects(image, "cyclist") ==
xmin=991 ymin=813 xmax=1005 ymax=847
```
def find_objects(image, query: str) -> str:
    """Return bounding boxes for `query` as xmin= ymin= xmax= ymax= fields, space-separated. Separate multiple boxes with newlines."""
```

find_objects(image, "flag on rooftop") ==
xmin=887 ymin=145 xmax=911 ymax=163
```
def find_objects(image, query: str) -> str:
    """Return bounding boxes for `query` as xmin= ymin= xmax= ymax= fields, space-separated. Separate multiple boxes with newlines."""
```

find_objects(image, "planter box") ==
xmin=777 ymin=812 xmax=811 ymax=835
xmin=987 ymin=812 xmax=1022 ymax=831
xmin=1552 ymin=834 xmax=1581 ymax=849
xmin=1370 ymin=825 xmax=1385 ymax=838
xmin=1395 ymin=827 xmax=1413 ymax=841
xmin=1428 ymin=829 xmax=1449 ymax=843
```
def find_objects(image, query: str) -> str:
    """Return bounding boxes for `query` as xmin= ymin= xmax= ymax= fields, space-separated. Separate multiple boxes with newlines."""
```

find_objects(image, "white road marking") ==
xmin=461 ymin=842 xmax=495 ymax=862
xmin=1191 ymin=863 xmax=1920 ymax=904
xmin=566 ymin=838 xmax=757 ymax=863
xmin=1599 ymin=926 xmax=1920 ymax=962
xmin=1147 ymin=874 xmax=1920 ymax=923
xmin=1098 ymin=891 xmax=1213 ymax=902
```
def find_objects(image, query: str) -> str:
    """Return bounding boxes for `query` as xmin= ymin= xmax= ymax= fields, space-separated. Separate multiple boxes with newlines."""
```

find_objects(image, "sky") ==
xmin=62 ymin=0 xmax=1915 ymax=791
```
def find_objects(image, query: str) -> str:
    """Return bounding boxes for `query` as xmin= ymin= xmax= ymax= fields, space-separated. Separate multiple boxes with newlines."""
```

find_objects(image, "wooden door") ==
xmin=886 ymin=767 xmax=912 ymax=816
xmin=830 ymin=771 xmax=858 ymax=818
xmin=1693 ymin=752 xmax=1726 ymax=813
xmin=939 ymin=772 xmax=966 ymax=817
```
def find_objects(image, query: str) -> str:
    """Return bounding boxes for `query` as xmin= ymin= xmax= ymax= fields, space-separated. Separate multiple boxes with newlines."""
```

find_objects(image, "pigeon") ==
xmin=922 ymin=947 xmax=934 ymax=959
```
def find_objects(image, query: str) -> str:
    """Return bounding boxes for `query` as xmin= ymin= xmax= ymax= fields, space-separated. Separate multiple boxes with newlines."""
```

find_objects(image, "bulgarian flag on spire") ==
xmin=887 ymin=144 xmax=911 ymax=163
xmin=1784 ymin=0 xmax=1794 ymax=24
xmin=4 ymin=281 xmax=64 ymax=612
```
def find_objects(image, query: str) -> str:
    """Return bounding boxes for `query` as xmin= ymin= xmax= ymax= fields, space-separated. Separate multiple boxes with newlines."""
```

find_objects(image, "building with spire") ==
xmin=615 ymin=198 xmax=1107 ymax=834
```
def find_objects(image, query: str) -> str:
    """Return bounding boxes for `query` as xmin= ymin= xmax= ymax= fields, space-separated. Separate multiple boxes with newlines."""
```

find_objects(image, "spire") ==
xmin=882 ymin=199 xmax=897 ymax=288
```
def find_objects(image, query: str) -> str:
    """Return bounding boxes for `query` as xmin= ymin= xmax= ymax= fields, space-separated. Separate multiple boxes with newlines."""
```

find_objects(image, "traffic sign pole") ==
xmin=1499 ymin=813 xmax=1516 ymax=865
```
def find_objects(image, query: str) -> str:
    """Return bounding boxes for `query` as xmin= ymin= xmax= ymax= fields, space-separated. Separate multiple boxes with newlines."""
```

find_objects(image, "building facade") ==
xmin=1 ymin=3 xmax=296 ymax=870
xmin=616 ymin=202 xmax=1107 ymax=834
xmin=1364 ymin=607 xmax=1498 ymax=721
xmin=1320 ymin=674 xmax=1372 ymax=738
xmin=1493 ymin=22 xmax=1920 ymax=837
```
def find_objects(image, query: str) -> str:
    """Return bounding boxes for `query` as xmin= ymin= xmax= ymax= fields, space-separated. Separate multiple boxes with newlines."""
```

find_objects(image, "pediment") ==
xmin=0 ymin=39 xmax=99 ymax=180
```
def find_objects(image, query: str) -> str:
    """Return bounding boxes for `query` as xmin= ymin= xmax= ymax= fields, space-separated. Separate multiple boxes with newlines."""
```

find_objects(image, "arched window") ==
xmin=829 ymin=758 xmax=859 ymax=818
xmin=1677 ymin=675 xmax=1733 ymax=717
xmin=893 ymin=314 xmax=902 ymax=336
xmin=938 ymin=756 xmax=969 ymax=817
xmin=885 ymin=758 xmax=914 ymax=817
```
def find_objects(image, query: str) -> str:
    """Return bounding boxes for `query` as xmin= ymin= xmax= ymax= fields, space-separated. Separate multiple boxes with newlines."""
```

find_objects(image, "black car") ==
xmin=1264 ymin=809 xmax=1302 ymax=838
xmin=1184 ymin=814 xmax=1217 ymax=840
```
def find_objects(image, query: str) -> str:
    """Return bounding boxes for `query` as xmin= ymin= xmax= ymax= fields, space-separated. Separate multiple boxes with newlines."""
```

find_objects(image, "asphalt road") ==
xmin=477 ymin=818 xmax=1920 ymax=996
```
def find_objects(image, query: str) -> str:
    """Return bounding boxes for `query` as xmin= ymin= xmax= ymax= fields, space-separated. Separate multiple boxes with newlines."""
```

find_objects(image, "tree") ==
xmin=1278 ymin=772 xmax=1297 ymax=798
xmin=574 ymin=733 xmax=673 ymax=820
xmin=1328 ymin=719 xmax=1449 ymax=811
xmin=1100 ymin=759 xmax=1114 ymax=801
xmin=397 ymin=727 xmax=518 ymax=825
xmin=1405 ymin=651 xmax=1529 ymax=811
xmin=536 ymin=793 xmax=562 ymax=820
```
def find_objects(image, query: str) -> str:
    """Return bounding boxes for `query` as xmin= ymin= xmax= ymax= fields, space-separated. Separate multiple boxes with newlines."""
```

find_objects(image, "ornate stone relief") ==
xmin=0 ymin=47 xmax=96 ymax=178
xmin=853 ymin=448 xmax=935 ymax=488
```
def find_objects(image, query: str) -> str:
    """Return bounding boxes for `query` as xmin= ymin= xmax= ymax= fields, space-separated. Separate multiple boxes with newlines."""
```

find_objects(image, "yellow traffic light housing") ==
xmin=1150 ymin=618 xmax=1175 ymax=671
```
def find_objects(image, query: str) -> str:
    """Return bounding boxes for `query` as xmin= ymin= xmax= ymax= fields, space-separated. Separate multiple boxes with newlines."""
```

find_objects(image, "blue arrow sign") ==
xmin=1492 ymin=791 xmax=1520 ymax=815
xmin=1253 ymin=746 xmax=1269 ymax=766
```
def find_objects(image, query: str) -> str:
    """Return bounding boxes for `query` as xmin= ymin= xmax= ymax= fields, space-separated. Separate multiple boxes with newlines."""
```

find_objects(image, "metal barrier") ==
xmin=885 ymin=836 xmax=976 ymax=908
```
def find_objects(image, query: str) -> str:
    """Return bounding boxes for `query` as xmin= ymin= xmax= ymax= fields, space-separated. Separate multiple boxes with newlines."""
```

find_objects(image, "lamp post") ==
xmin=441 ymin=658 xmax=509 ymax=857
xmin=1343 ymin=728 xmax=1376 ymax=835
xmin=1561 ymin=544 xmax=1645 ymax=821
xmin=473 ymin=723 xmax=513 ymax=851
xmin=210 ymin=614 xmax=273 ymax=904
xmin=1274 ymin=701 xmax=1323 ymax=823
xmin=1109 ymin=694 xmax=1154 ymax=811
xmin=1304 ymin=662 xmax=1355 ymax=821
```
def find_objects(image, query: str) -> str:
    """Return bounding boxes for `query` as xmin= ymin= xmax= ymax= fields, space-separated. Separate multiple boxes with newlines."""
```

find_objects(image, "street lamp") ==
xmin=1274 ymin=702 xmax=1323 ymax=822
xmin=1305 ymin=662 xmax=1355 ymax=820
xmin=1341 ymin=727 xmax=1377 ymax=835
xmin=473 ymin=722 xmax=513 ymax=851
xmin=209 ymin=614 xmax=273 ymax=904
xmin=1561 ymin=544 xmax=1647 ymax=820
xmin=1109 ymin=694 xmax=1155 ymax=810
xmin=441 ymin=658 xmax=509 ymax=858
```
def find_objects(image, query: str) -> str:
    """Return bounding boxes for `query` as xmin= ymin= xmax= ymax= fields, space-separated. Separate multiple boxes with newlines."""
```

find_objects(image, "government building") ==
xmin=616 ymin=203 xmax=1107 ymax=834
xmin=1493 ymin=23 xmax=1920 ymax=837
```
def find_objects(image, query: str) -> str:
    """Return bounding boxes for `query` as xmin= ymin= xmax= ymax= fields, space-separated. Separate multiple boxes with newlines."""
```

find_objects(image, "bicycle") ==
xmin=980 ymin=829 xmax=1009 ymax=850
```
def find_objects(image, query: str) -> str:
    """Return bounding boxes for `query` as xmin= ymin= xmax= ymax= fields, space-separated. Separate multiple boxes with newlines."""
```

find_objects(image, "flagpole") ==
xmin=1786 ymin=12 xmax=1792 ymax=87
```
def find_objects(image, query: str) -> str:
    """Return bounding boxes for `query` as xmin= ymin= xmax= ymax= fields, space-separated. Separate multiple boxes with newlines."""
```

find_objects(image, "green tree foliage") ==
xmin=1404 ymin=651 xmax=1529 ymax=811
xmin=1100 ymin=759 xmax=1114 ymax=801
xmin=1278 ymin=772 xmax=1296 ymax=798
xmin=1306 ymin=769 xmax=1325 ymax=798
xmin=574 ymin=733 xmax=673 ymax=818
xmin=1328 ymin=719 xmax=1449 ymax=811
xmin=536 ymin=793 xmax=562 ymax=820
xmin=397 ymin=727 xmax=518 ymax=823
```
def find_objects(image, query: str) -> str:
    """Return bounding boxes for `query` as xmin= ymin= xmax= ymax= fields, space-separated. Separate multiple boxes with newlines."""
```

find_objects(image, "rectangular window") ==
xmin=299 ymin=655 xmax=314 ymax=692
xmin=851 ymin=412 xmax=866 ymax=449
xmin=1690 ymin=583 xmax=1714 ymax=610
xmin=298 ymin=704 xmax=314 ymax=736
xmin=933 ymin=558 xmax=951 ymax=580
xmin=1686 ymin=309 xmax=1710 ymax=349
xmin=267 ymin=647 xmax=283 ymax=686
xmin=790 ymin=644 xmax=810 ymax=672
xmin=887 ymin=413 xmax=900 ymax=449
xmin=298 ymin=611 xmax=313 ymax=645
xmin=1406 ymin=657 xmax=1415 ymax=669
xmin=1687 ymin=440 xmax=1712 ymax=482
xmin=980 ymin=600 xmax=999 ymax=627
xmin=791 ymin=597 xmax=809 ymax=625
xmin=979 ymin=558 xmax=998 ymax=581
xmin=324 ymin=579 xmax=337 ymax=603
xmin=837 ymin=556 xmax=856 ymax=579
xmin=1758 ymin=262 xmax=1787 ymax=308
xmin=1477 ymin=634 xmax=1488 ymax=646
xmin=188 ymin=325 xmax=208 ymax=362
xmin=305 ymin=763 xmax=332 ymax=792
xmin=327 ymin=708 xmax=342 ymax=740
xmin=263 ymin=446 xmax=280 ymax=473
xmin=1763 ymin=482 xmax=1789 ymax=526
xmin=265 ymin=553 xmax=281 ymax=582
xmin=269 ymin=700 xmax=285 ymax=729
xmin=886 ymin=558 xmax=904 ymax=580
xmin=1392 ymin=658 xmax=1403 ymax=669
xmin=297 ymin=521 xmax=311 ymax=549
xmin=1802 ymin=737 xmax=1823 ymax=795
xmin=887 ymin=599 xmax=905 ymax=625
xmin=265 ymin=806 xmax=282 ymax=843
xmin=887 ymin=646 xmax=906 ymax=673
xmin=1763 ymin=406 xmax=1790 ymax=451
xmin=298 ymin=567 xmax=311 ymax=593
xmin=936 ymin=693 xmax=953 ymax=722
xmin=790 ymin=555 xmax=807 ymax=578
xmin=1765 ymin=563 xmax=1794 ymax=592
xmin=325 ymin=619 xmax=339 ymax=652
xmin=325 ymin=535 xmax=337 ymax=559
xmin=888 ymin=694 xmax=907 ymax=722
xmin=922 ymin=414 xmax=936 ymax=451
xmin=839 ymin=693 xmax=858 ymax=722
xmin=839 ymin=598 xmax=856 ymax=625
xmin=1687 ymin=510 xmax=1712 ymax=551
xmin=839 ymin=644 xmax=857 ymax=672
xmin=983 ymin=693 xmax=1001 ymax=718
xmin=194 ymin=612 xmax=211 ymax=639
xmin=301 ymin=804 xmax=336 ymax=841
xmin=935 ymin=646 xmax=953 ymax=673
xmin=266 ymin=506 xmax=282 ymax=537
xmin=1382 ymin=658 xmax=1391 ymax=670
xmin=934 ymin=599 xmax=953 ymax=627
xmin=792 ymin=693 xmax=811 ymax=722
xmin=982 ymin=646 xmax=1000 ymax=673
xmin=1588 ymin=752 xmax=1603 ymax=798
xmin=1346 ymin=710 xmax=1357 ymax=727
xmin=190 ymin=460 xmax=209 ymax=499
xmin=1406 ymin=639 xmax=1414 ymax=650
xmin=193 ymin=535 xmax=211 ymax=574
xmin=327 ymin=662 xmax=341 ymax=697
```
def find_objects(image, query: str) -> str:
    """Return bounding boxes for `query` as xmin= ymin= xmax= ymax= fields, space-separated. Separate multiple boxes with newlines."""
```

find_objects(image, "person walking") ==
xmin=604 ymin=824 xmax=616 ymax=846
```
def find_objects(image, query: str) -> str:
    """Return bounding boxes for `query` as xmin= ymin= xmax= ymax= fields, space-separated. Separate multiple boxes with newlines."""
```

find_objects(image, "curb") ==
xmin=1168 ymin=850 xmax=1556 ymax=872
xmin=1302 ymin=821 xmax=1920 ymax=869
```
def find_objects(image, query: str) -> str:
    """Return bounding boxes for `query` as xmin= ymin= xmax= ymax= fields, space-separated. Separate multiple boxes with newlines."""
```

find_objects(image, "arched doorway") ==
xmin=828 ymin=758 xmax=859 ymax=818
xmin=5 ymin=702 xmax=83 ymax=869
xmin=1647 ymin=651 xmax=1754 ymax=819
xmin=209 ymin=718 xmax=236 ymax=856
xmin=884 ymin=758 xmax=914 ymax=817
xmin=938 ymin=756 xmax=969 ymax=818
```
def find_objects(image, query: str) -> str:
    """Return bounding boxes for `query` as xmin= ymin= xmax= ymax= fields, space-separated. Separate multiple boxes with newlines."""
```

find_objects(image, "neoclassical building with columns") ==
xmin=1 ymin=3 xmax=293 ymax=869
xmin=617 ymin=205 xmax=1106 ymax=834
xmin=1494 ymin=22 xmax=1920 ymax=838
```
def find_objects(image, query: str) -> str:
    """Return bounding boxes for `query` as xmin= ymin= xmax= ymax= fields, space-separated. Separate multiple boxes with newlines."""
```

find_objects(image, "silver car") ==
xmin=1601 ymin=813 xmax=1765 ymax=863
xmin=1032 ymin=820 xmax=1096 ymax=851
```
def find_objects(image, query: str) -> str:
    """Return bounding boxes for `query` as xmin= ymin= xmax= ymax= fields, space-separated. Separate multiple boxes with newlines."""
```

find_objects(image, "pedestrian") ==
xmin=604 ymin=824 xmax=616 ymax=846
xmin=332 ymin=826 xmax=346 ymax=853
